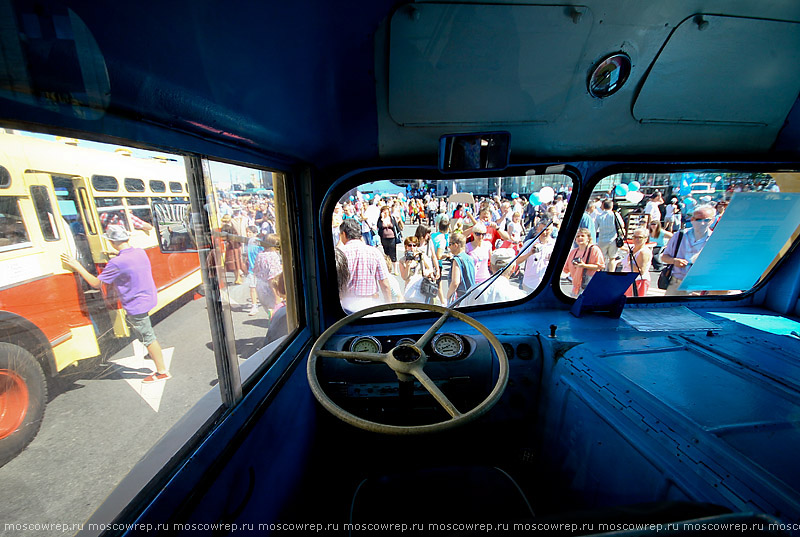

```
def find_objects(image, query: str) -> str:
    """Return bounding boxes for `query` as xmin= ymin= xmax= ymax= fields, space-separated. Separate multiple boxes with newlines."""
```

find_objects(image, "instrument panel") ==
xmin=345 ymin=333 xmax=471 ymax=362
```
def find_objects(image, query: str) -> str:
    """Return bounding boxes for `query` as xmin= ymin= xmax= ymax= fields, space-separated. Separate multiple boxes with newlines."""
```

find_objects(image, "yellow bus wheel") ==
xmin=0 ymin=343 xmax=47 ymax=468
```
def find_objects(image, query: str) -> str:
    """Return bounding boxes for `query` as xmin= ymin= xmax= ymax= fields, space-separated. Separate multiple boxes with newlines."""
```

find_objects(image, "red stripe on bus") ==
xmin=0 ymin=273 xmax=92 ymax=342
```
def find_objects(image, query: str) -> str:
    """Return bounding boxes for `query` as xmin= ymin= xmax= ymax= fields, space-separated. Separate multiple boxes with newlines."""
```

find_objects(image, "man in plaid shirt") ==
xmin=338 ymin=218 xmax=393 ymax=311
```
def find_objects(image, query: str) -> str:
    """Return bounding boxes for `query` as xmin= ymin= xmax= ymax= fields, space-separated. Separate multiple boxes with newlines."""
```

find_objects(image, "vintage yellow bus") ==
xmin=0 ymin=131 xmax=200 ymax=465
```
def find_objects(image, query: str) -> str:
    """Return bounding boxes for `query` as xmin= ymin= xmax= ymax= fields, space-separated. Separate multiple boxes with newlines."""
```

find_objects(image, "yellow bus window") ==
xmin=0 ymin=197 xmax=30 ymax=248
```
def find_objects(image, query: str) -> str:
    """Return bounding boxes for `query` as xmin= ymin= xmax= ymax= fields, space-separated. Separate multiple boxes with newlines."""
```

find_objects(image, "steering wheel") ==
xmin=307 ymin=302 xmax=508 ymax=434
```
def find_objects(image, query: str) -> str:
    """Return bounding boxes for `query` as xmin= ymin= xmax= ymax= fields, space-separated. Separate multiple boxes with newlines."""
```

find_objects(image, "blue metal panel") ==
xmin=540 ymin=330 xmax=800 ymax=524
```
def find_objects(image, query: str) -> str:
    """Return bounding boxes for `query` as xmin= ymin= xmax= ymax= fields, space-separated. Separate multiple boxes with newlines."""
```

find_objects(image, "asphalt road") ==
xmin=0 ymin=278 xmax=268 ymax=537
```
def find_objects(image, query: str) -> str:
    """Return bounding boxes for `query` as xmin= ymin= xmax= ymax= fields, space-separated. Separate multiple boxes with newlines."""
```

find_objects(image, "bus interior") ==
xmin=1 ymin=0 xmax=800 ymax=535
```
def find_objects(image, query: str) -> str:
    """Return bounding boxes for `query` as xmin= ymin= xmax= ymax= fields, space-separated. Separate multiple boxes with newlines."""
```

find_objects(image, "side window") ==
xmin=124 ymin=177 xmax=146 ymax=192
xmin=563 ymin=171 xmax=799 ymax=299
xmin=331 ymin=175 xmax=571 ymax=313
xmin=0 ymin=165 xmax=11 ymax=187
xmin=1 ymin=128 xmax=217 ymax=536
xmin=77 ymin=187 xmax=98 ymax=234
xmin=0 ymin=196 xmax=31 ymax=249
xmin=95 ymin=196 xmax=129 ymax=232
xmin=29 ymin=185 xmax=60 ymax=240
xmin=126 ymin=197 xmax=154 ymax=229
xmin=204 ymin=161 xmax=300 ymax=377
xmin=92 ymin=174 xmax=118 ymax=191
xmin=149 ymin=180 xmax=166 ymax=193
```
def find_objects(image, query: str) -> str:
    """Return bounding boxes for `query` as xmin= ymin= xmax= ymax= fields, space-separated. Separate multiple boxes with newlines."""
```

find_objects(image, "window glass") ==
xmin=0 ymin=165 xmax=10 ymax=188
xmin=30 ymin=185 xmax=60 ymax=240
xmin=562 ymin=171 xmax=800 ymax=299
xmin=0 ymin=129 xmax=215 ymax=537
xmin=149 ymin=180 xmax=166 ymax=193
xmin=169 ymin=181 xmax=183 ymax=193
xmin=95 ymin=196 xmax=129 ymax=232
xmin=0 ymin=196 xmax=31 ymax=249
xmin=92 ymin=174 xmax=118 ymax=191
xmin=126 ymin=197 xmax=154 ymax=229
xmin=331 ymin=175 xmax=571 ymax=314
xmin=124 ymin=177 xmax=145 ymax=192
xmin=203 ymin=161 xmax=299 ymax=375
xmin=77 ymin=187 xmax=98 ymax=234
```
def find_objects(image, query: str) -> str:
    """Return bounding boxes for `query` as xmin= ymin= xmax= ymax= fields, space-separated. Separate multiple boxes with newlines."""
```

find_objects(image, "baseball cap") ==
xmin=491 ymin=248 xmax=515 ymax=268
xmin=104 ymin=224 xmax=130 ymax=242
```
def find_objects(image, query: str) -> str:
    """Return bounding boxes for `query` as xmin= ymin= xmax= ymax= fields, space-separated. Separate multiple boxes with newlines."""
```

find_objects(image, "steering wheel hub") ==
xmin=392 ymin=344 xmax=422 ymax=363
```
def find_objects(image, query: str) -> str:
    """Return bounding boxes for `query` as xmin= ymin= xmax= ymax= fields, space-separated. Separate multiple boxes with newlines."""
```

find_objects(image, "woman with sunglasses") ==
xmin=465 ymin=222 xmax=492 ymax=283
xmin=621 ymin=228 xmax=653 ymax=297
xmin=562 ymin=228 xmax=604 ymax=297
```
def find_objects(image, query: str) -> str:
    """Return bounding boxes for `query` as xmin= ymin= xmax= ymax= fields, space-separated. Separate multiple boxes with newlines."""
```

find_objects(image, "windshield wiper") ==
xmin=450 ymin=220 xmax=553 ymax=308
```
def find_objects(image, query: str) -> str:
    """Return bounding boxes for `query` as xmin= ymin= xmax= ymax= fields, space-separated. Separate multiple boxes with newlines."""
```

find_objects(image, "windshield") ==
xmin=563 ymin=171 xmax=800 ymax=298
xmin=331 ymin=174 xmax=571 ymax=313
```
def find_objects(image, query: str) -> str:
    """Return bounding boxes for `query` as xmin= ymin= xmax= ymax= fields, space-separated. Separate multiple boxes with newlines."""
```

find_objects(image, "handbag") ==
xmin=613 ymin=212 xmax=625 ymax=248
xmin=419 ymin=277 xmax=438 ymax=299
xmin=392 ymin=217 xmax=403 ymax=244
xmin=579 ymin=245 xmax=596 ymax=290
xmin=656 ymin=230 xmax=683 ymax=290
xmin=656 ymin=265 xmax=673 ymax=290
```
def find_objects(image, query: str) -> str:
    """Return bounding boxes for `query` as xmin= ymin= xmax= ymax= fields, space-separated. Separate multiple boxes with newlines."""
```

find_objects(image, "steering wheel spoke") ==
xmin=317 ymin=349 xmax=387 ymax=363
xmin=415 ymin=310 xmax=452 ymax=349
xmin=411 ymin=368 xmax=462 ymax=419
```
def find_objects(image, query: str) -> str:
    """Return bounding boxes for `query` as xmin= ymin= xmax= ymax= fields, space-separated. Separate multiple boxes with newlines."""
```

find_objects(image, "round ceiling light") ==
xmin=588 ymin=53 xmax=632 ymax=98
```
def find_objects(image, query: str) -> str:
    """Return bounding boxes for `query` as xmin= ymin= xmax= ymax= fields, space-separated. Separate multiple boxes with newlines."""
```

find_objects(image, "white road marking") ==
xmin=112 ymin=340 xmax=174 ymax=412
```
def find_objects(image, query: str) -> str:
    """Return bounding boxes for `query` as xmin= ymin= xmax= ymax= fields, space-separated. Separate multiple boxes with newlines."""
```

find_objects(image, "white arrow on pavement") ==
xmin=112 ymin=340 xmax=174 ymax=412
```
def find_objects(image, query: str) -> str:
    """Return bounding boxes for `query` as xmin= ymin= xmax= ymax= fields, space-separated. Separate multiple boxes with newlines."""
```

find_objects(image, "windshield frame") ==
xmin=319 ymin=163 xmax=582 ymax=324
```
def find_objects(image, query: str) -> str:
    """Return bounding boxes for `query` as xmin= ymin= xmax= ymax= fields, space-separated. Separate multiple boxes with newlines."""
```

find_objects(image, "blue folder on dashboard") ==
xmin=570 ymin=271 xmax=639 ymax=318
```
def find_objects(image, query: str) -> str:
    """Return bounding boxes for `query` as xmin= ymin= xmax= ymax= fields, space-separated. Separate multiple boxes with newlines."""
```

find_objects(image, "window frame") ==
xmin=321 ymin=164 xmax=581 ymax=324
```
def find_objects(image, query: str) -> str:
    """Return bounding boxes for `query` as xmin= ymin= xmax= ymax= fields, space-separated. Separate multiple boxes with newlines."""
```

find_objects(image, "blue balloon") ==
xmin=614 ymin=184 xmax=629 ymax=196
xmin=511 ymin=192 xmax=519 ymax=199
xmin=349 ymin=196 xmax=355 ymax=201
xmin=628 ymin=181 xmax=640 ymax=191
xmin=530 ymin=193 xmax=540 ymax=204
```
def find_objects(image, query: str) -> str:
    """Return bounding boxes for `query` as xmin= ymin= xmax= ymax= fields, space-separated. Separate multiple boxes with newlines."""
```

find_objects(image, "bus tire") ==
xmin=0 ymin=343 xmax=47 ymax=468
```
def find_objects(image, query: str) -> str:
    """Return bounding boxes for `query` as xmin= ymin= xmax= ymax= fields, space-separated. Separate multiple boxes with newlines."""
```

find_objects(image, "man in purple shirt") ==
xmin=61 ymin=225 xmax=170 ymax=383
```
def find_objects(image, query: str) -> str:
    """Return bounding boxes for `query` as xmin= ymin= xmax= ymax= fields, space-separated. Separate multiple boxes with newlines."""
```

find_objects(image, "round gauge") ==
xmin=395 ymin=337 xmax=416 ymax=347
xmin=432 ymin=333 xmax=464 ymax=358
xmin=348 ymin=336 xmax=381 ymax=354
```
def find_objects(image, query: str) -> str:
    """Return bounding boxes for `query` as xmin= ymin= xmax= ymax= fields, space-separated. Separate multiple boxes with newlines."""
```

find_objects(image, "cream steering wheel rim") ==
xmin=307 ymin=302 xmax=509 ymax=434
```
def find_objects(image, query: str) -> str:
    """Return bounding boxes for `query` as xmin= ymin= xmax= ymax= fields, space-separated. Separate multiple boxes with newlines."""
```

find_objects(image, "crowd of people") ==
xmin=332 ymin=190 xmax=570 ymax=312
xmin=331 ymin=184 xmax=734 ymax=310
xmin=216 ymin=194 xmax=288 ymax=343
xmin=568 ymin=190 xmax=730 ymax=297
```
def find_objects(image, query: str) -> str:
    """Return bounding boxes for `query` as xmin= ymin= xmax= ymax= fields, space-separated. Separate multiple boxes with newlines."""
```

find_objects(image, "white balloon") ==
xmin=625 ymin=190 xmax=644 ymax=204
xmin=538 ymin=186 xmax=555 ymax=204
